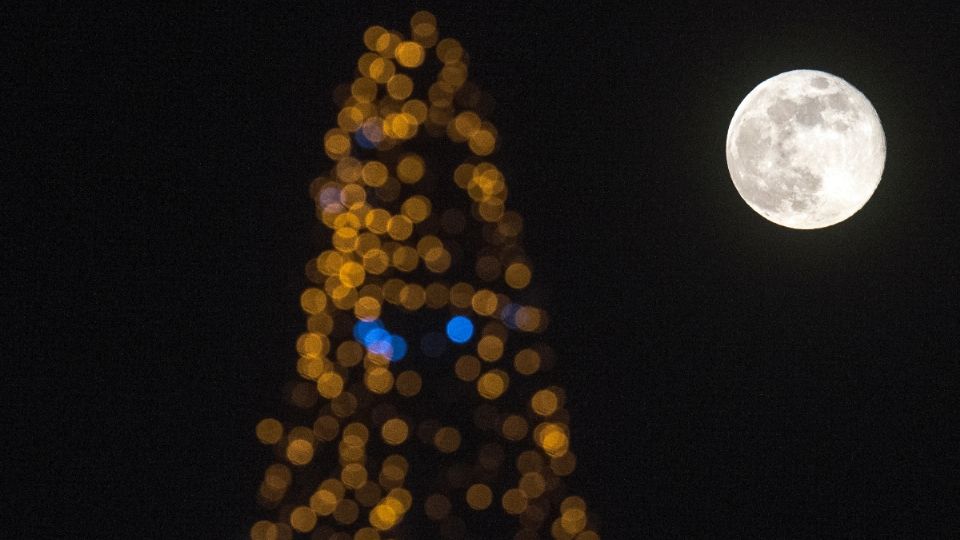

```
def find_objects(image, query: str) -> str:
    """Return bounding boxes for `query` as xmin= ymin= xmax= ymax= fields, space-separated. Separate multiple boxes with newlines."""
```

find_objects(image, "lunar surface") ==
xmin=726 ymin=70 xmax=886 ymax=229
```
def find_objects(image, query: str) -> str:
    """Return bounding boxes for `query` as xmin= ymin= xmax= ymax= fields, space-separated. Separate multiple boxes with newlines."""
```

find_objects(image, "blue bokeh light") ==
xmin=352 ymin=319 xmax=406 ymax=362
xmin=445 ymin=316 xmax=474 ymax=344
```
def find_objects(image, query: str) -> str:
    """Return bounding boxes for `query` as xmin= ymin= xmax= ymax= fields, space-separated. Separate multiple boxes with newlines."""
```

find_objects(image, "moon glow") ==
xmin=726 ymin=70 xmax=886 ymax=229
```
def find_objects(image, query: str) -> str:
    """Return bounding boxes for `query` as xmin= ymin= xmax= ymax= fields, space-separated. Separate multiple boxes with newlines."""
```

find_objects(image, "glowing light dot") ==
xmin=289 ymin=506 xmax=317 ymax=533
xmin=433 ymin=427 xmax=461 ymax=453
xmin=477 ymin=370 xmax=508 ymax=399
xmin=395 ymin=41 xmax=425 ymax=68
xmin=255 ymin=418 xmax=283 ymax=445
xmin=531 ymin=389 xmax=559 ymax=416
xmin=466 ymin=483 xmax=493 ymax=510
xmin=445 ymin=315 xmax=474 ymax=343
xmin=504 ymin=263 xmax=532 ymax=289
xmin=381 ymin=418 xmax=409 ymax=445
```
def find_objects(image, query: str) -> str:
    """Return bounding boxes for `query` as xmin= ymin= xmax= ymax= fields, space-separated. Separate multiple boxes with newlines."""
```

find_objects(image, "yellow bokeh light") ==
xmin=501 ymin=488 xmax=528 ymax=515
xmin=466 ymin=483 xmax=493 ymax=510
xmin=477 ymin=369 xmax=508 ymax=399
xmin=504 ymin=262 xmax=532 ymax=289
xmin=289 ymin=506 xmax=317 ymax=533
xmin=396 ymin=154 xmax=425 ymax=183
xmin=381 ymin=418 xmax=409 ymax=445
xmin=395 ymin=370 xmax=422 ymax=397
xmin=531 ymin=388 xmax=559 ymax=416
xmin=471 ymin=289 xmax=499 ymax=316
xmin=433 ymin=426 xmax=461 ymax=453
xmin=477 ymin=335 xmax=504 ymax=362
xmin=255 ymin=418 xmax=283 ymax=445
xmin=395 ymin=41 xmax=425 ymax=68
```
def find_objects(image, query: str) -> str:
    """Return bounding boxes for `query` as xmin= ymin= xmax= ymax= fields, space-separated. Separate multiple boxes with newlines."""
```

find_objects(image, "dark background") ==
xmin=29 ymin=0 xmax=960 ymax=537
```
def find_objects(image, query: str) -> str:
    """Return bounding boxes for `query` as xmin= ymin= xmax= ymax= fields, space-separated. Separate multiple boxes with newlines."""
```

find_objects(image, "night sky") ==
xmin=32 ymin=1 xmax=960 ymax=538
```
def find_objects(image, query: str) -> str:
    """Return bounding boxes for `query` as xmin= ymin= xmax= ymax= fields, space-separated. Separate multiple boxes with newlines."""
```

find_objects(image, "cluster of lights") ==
xmin=253 ymin=11 xmax=598 ymax=539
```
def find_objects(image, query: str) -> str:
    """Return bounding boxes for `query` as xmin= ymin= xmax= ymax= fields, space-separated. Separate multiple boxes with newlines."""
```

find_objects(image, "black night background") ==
xmin=23 ymin=1 xmax=960 ymax=538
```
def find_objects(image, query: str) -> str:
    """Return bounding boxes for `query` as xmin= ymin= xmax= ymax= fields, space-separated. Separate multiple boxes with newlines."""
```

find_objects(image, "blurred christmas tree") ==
xmin=251 ymin=11 xmax=599 ymax=539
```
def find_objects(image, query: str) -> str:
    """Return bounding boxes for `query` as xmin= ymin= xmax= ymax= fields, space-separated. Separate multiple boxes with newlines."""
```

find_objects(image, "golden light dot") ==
xmin=299 ymin=288 xmax=328 ymax=314
xmin=351 ymin=77 xmax=378 ymax=103
xmin=501 ymin=414 xmax=529 ymax=441
xmin=374 ymin=31 xmax=401 ymax=57
xmin=310 ymin=488 xmax=339 ymax=515
xmin=360 ymin=161 xmax=388 ymax=187
xmin=475 ymin=255 xmax=500 ymax=281
xmin=337 ymin=341 xmax=364 ymax=367
xmin=478 ymin=199 xmax=505 ymax=222
xmin=317 ymin=250 xmax=345 ymax=275
xmin=289 ymin=506 xmax=317 ymax=533
xmin=531 ymin=389 xmax=559 ymax=416
xmin=465 ymin=483 xmax=493 ymax=510
xmin=364 ymin=366 xmax=394 ymax=394
xmin=362 ymin=249 xmax=390 ymax=275
xmin=313 ymin=415 xmax=339 ymax=441
xmin=398 ymin=283 xmax=426 ymax=310
xmin=256 ymin=418 xmax=283 ymax=444
xmin=454 ymin=355 xmax=481 ymax=381
xmin=537 ymin=424 xmax=570 ymax=458
xmin=515 ymin=306 xmax=545 ymax=332
xmin=369 ymin=503 xmax=399 ymax=530
xmin=338 ymin=106 xmax=365 ymax=132
xmin=433 ymin=426 xmax=462 ymax=453
xmin=386 ymin=73 xmax=414 ymax=100
xmin=504 ymin=262 xmax=532 ymax=289
xmin=297 ymin=332 xmax=330 ymax=359
xmin=382 ymin=278 xmax=405 ymax=305
xmin=400 ymin=195 xmax=431 ymax=223
xmin=381 ymin=418 xmax=409 ymax=445
xmin=364 ymin=208 xmax=390 ymax=233
xmin=355 ymin=481 xmax=382 ymax=507
xmin=514 ymin=348 xmax=541 ymax=375
xmin=477 ymin=335 xmax=504 ymax=362
xmin=341 ymin=463 xmax=368 ymax=489
xmin=440 ymin=63 xmax=468 ymax=88
xmin=551 ymin=450 xmax=577 ymax=477
xmin=368 ymin=57 xmax=396 ymax=83
xmin=436 ymin=38 xmax=463 ymax=64
xmin=354 ymin=296 xmax=381 ymax=321
xmin=317 ymin=372 xmax=344 ymax=399
xmin=424 ymin=493 xmax=451 ymax=520
xmin=264 ymin=463 xmax=292 ymax=490
xmin=333 ymin=227 xmax=359 ymax=252
xmin=334 ymin=498 xmax=360 ymax=525
xmin=249 ymin=520 xmax=272 ymax=540
xmin=471 ymin=289 xmax=498 ymax=316
xmin=395 ymin=41 xmax=425 ymax=68
xmin=396 ymin=154 xmax=425 ymax=183
xmin=449 ymin=282 xmax=475 ymax=308
xmin=469 ymin=129 xmax=496 ymax=156
xmin=453 ymin=111 xmax=481 ymax=138
xmin=324 ymin=129 xmax=351 ymax=159
xmin=520 ymin=471 xmax=547 ymax=499
xmin=286 ymin=438 xmax=314 ymax=465
xmin=501 ymin=488 xmax=528 ymax=515
xmin=386 ymin=215 xmax=414 ymax=241
xmin=391 ymin=245 xmax=418 ymax=272
xmin=395 ymin=370 xmax=422 ymax=397
xmin=561 ymin=508 xmax=587 ymax=535
xmin=424 ymin=282 xmax=449 ymax=308
xmin=363 ymin=26 xmax=387 ymax=51
xmin=355 ymin=528 xmax=381 ymax=540
xmin=331 ymin=391 xmax=358 ymax=417
xmin=561 ymin=496 xmax=586 ymax=514
xmin=477 ymin=369 xmax=508 ymax=399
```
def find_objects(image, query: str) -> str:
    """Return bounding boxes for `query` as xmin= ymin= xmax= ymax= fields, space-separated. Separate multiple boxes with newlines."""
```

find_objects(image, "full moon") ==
xmin=726 ymin=69 xmax=886 ymax=229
